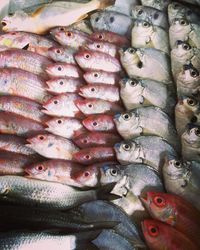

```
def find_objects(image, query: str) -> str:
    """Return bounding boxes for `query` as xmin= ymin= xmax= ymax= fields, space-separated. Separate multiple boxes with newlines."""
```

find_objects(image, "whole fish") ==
xmin=85 ymin=41 xmax=118 ymax=57
xmin=113 ymin=107 xmax=179 ymax=150
xmin=48 ymin=46 xmax=76 ymax=64
xmin=42 ymin=93 xmax=83 ymax=117
xmin=75 ymin=98 xmax=123 ymax=115
xmin=2 ymin=0 xmax=115 ymax=34
xmin=119 ymin=78 xmax=175 ymax=116
xmin=46 ymin=77 xmax=83 ymax=94
xmin=0 ymin=67 xmax=50 ymax=104
xmin=90 ymin=10 xmax=133 ymax=36
xmin=169 ymin=18 xmax=200 ymax=49
xmin=75 ymin=50 xmax=122 ymax=73
xmin=142 ymin=219 xmax=198 ymax=250
xmin=141 ymin=191 xmax=200 ymax=247
xmin=141 ymin=0 xmax=171 ymax=11
xmin=0 ymin=48 xmax=52 ymax=78
xmin=79 ymin=84 xmax=120 ymax=102
xmin=106 ymin=0 xmax=140 ymax=15
xmin=82 ymin=114 xmax=117 ymax=132
xmin=119 ymin=47 xmax=172 ymax=83
xmin=83 ymin=70 xmax=120 ymax=85
xmin=131 ymin=5 xmax=168 ymax=29
xmin=46 ymin=62 xmax=83 ymax=78
xmin=26 ymin=134 xmax=79 ymax=160
xmin=114 ymin=136 xmax=178 ymax=172
xmin=72 ymin=147 xmax=116 ymax=165
xmin=162 ymin=156 xmax=200 ymax=210
xmin=0 ymin=95 xmax=48 ymax=123
xmin=0 ymin=112 xmax=44 ymax=137
xmin=131 ymin=20 xmax=170 ymax=54
xmin=73 ymin=132 xmax=121 ymax=148
xmin=45 ymin=117 xmax=86 ymax=139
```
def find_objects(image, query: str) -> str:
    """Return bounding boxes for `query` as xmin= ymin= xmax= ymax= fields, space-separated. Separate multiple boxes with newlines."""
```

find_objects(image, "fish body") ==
xmin=48 ymin=46 xmax=76 ymax=64
xmin=83 ymin=70 xmax=120 ymax=85
xmin=141 ymin=0 xmax=171 ymax=11
xmin=106 ymin=0 xmax=140 ymax=15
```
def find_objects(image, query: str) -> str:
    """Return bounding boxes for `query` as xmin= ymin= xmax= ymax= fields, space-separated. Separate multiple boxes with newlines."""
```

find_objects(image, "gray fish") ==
xmin=106 ymin=0 xmax=140 ymax=15
xmin=141 ymin=0 xmax=171 ymax=11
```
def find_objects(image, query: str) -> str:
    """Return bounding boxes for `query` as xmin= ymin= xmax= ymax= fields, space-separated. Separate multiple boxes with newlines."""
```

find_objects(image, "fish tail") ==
xmin=96 ymin=0 xmax=115 ymax=9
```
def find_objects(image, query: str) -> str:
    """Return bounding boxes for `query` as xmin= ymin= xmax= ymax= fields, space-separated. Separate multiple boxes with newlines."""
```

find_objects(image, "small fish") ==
xmin=73 ymin=132 xmax=121 ymax=148
xmin=45 ymin=117 xmax=86 ymax=139
xmin=85 ymin=40 xmax=118 ymax=57
xmin=142 ymin=219 xmax=198 ymax=250
xmin=27 ymin=133 xmax=79 ymax=160
xmin=131 ymin=20 xmax=170 ymax=54
xmin=90 ymin=10 xmax=133 ymax=36
xmin=46 ymin=77 xmax=83 ymax=94
xmin=72 ymin=147 xmax=116 ymax=165
xmin=75 ymin=50 xmax=122 ymax=73
xmin=75 ymin=99 xmax=123 ymax=116
xmin=1 ymin=0 xmax=115 ymax=34
xmin=82 ymin=114 xmax=117 ymax=132
xmin=119 ymin=47 xmax=172 ymax=83
xmin=83 ymin=70 xmax=120 ymax=85
xmin=141 ymin=0 xmax=171 ymax=11
xmin=42 ymin=93 xmax=83 ymax=117
xmin=79 ymin=84 xmax=120 ymax=102
xmin=46 ymin=62 xmax=83 ymax=78
xmin=48 ymin=46 xmax=76 ymax=64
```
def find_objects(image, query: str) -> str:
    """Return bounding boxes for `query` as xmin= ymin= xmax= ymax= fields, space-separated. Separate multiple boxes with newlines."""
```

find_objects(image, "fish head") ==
xmin=119 ymin=78 xmax=143 ymax=95
xmin=73 ymin=132 xmax=92 ymax=148
xmin=170 ymin=18 xmax=190 ymax=34
xmin=46 ymin=78 xmax=67 ymax=92
xmin=132 ymin=5 xmax=147 ymax=20
xmin=75 ymin=50 xmax=94 ymax=69
xmin=26 ymin=134 xmax=50 ymax=150
xmin=45 ymin=117 xmax=67 ymax=134
xmin=163 ymin=155 xmax=185 ymax=178
xmin=46 ymin=63 xmax=66 ymax=77
xmin=182 ymin=96 xmax=199 ymax=113
xmin=83 ymin=71 xmax=104 ymax=83
xmin=25 ymin=161 xmax=54 ymax=180
xmin=0 ymin=32 xmax=28 ymax=48
xmin=133 ymin=19 xmax=153 ymax=34
xmin=1 ymin=11 xmax=28 ymax=32
xmin=75 ymin=99 xmax=109 ymax=115
xmin=168 ymin=2 xmax=184 ymax=20
xmin=82 ymin=115 xmax=115 ymax=132
xmin=171 ymin=40 xmax=193 ymax=59
xmin=42 ymin=95 xmax=63 ymax=116
xmin=119 ymin=47 xmax=139 ymax=65
xmin=90 ymin=11 xmax=106 ymax=31
xmin=50 ymin=27 xmax=67 ymax=37
xmin=48 ymin=46 xmax=68 ymax=61
xmin=178 ymin=63 xmax=200 ymax=84
xmin=79 ymin=85 xmax=100 ymax=99
xmin=182 ymin=124 xmax=200 ymax=144
xmin=100 ymin=164 xmax=122 ymax=185
xmin=141 ymin=0 xmax=170 ymax=11
xmin=72 ymin=148 xmax=94 ymax=165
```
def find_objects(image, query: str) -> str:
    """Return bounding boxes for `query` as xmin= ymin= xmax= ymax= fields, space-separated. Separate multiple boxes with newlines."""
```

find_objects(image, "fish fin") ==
xmin=96 ymin=183 xmax=121 ymax=200
xmin=77 ymin=14 xmax=88 ymax=22
xmin=75 ymin=230 xmax=101 ymax=249
xmin=97 ymin=0 xmax=115 ymax=9
xmin=31 ymin=6 xmax=45 ymax=17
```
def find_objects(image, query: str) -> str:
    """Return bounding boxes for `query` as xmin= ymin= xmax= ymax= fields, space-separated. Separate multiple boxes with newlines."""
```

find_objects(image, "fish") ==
xmin=169 ymin=18 xmax=200 ymax=49
xmin=2 ymin=0 xmax=116 ymax=34
xmin=119 ymin=47 xmax=172 ymax=83
xmin=69 ymin=19 xmax=93 ymax=34
xmin=82 ymin=114 xmax=117 ymax=132
xmin=48 ymin=46 xmax=76 ymax=64
xmin=0 ymin=175 xmax=117 ymax=209
xmin=0 ymin=95 xmax=48 ymax=123
xmin=142 ymin=219 xmax=198 ymax=250
xmin=45 ymin=62 xmax=83 ymax=78
xmin=73 ymin=132 xmax=121 ymax=148
xmin=90 ymin=31 xmax=130 ymax=46
xmin=131 ymin=20 xmax=169 ymax=54
xmin=114 ymin=136 xmax=178 ymax=172
xmin=0 ymin=48 xmax=52 ymax=78
xmin=162 ymin=156 xmax=200 ymax=210
xmin=42 ymin=93 xmax=83 ymax=117
xmin=26 ymin=133 xmax=79 ymax=160
xmin=141 ymin=191 xmax=200 ymax=247
xmin=83 ymin=70 xmax=120 ymax=85
xmin=0 ymin=31 xmax=58 ymax=56
xmin=106 ymin=0 xmax=140 ymax=16
xmin=141 ymin=0 xmax=171 ymax=11
xmin=72 ymin=147 xmax=116 ymax=165
xmin=113 ymin=107 xmax=179 ymax=150
xmin=46 ymin=77 xmax=83 ymax=94
xmin=0 ymin=112 xmax=44 ymax=137
xmin=75 ymin=98 xmax=124 ymax=116
xmin=0 ymin=67 xmax=51 ymax=104
xmin=75 ymin=50 xmax=122 ymax=73
xmin=131 ymin=5 xmax=169 ymax=29
xmin=90 ymin=10 xmax=133 ymax=36
xmin=79 ymin=84 xmax=120 ymax=102
xmin=119 ymin=78 xmax=176 ymax=116
xmin=45 ymin=117 xmax=86 ymax=139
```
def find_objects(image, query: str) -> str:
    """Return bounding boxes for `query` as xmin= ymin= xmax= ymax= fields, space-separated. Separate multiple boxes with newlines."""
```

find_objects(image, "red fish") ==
xmin=46 ymin=63 xmax=83 ymax=78
xmin=83 ymin=70 xmax=120 ymax=85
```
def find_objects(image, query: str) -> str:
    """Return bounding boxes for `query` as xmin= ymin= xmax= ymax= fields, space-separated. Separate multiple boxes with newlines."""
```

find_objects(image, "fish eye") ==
xmin=128 ymin=48 xmax=136 ymax=54
xmin=190 ymin=69 xmax=199 ymax=78
xmin=174 ymin=160 xmax=181 ymax=168
xmin=137 ymin=9 xmax=143 ymax=15
xmin=122 ymin=143 xmax=131 ymax=151
xmin=57 ymin=66 xmax=62 ymax=71
xmin=83 ymin=139 xmax=88 ymax=144
xmin=180 ymin=19 xmax=188 ymax=26
xmin=98 ymin=34 xmax=103 ymax=39
xmin=1 ymin=21 xmax=7 ymax=27
xmin=191 ymin=116 xmax=197 ymax=123
xmin=122 ymin=113 xmax=131 ymax=120
xmin=59 ymin=81 xmax=64 ymax=85
xmin=84 ymin=171 xmax=90 ymax=177
xmin=36 ymin=165 xmax=45 ymax=171
xmin=87 ymin=103 xmax=93 ymax=108
xmin=153 ymin=196 xmax=166 ymax=207
xmin=67 ymin=32 xmax=72 ymax=37
xmin=129 ymin=79 xmax=138 ymax=86
xmin=110 ymin=168 xmax=118 ymax=176
xmin=8 ymin=13 xmax=14 ymax=16
xmin=93 ymin=73 xmax=99 ymax=78
xmin=91 ymin=88 xmax=95 ymax=92
xmin=54 ymin=100 xmax=59 ymax=104
xmin=195 ymin=128 xmax=200 ymax=136
xmin=182 ymin=43 xmax=191 ymax=50
xmin=59 ymin=27 xmax=65 ymax=31
xmin=95 ymin=17 xmax=99 ymax=22
xmin=84 ymin=54 xmax=91 ymax=59
xmin=57 ymin=120 xmax=62 ymax=124
xmin=56 ymin=49 xmax=61 ymax=54
xmin=84 ymin=155 xmax=91 ymax=160
xmin=110 ymin=17 xmax=114 ymax=23
xmin=173 ymin=3 xmax=179 ymax=9
xmin=149 ymin=226 xmax=159 ymax=237
xmin=93 ymin=122 xmax=97 ymax=126
xmin=143 ymin=21 xmax=150 ymax=27
xmin=38 ymin=135 xmax=45 ymax=140
xmin=187 ymin=98 xmax=197 ymax=106
xmin=154 ymin=13 xmax=159 ymax=20
xmin=96 ymin=44 xmax=101 ymax=49
xmin=137 ymin=61 xmax=143 ymax=68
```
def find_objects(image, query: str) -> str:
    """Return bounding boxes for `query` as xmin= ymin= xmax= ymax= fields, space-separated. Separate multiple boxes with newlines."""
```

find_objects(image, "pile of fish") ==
xmin=0 ymin=0 xmax=199 ymax=249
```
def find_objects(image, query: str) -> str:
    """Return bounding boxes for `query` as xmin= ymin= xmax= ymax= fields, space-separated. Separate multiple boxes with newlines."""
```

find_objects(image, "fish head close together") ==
xmin=100 ymin=164 xmax=123 ymax=185
xmin=25 ymin=161 xmax=52 ymax=179
xmin=2 ymin=11 xmax=29 ymax=32
xmin=182 ymin=124 xmax=200 ymax=144
xmin=119 ymin=47 xmax=139 ymax=65
xmin=170 ymin=18 xmax=191 ymax=34
xmin=171 ymin=40 xmax=193 ymax=59
xmin=162 ymin=155 xmax=187 ymax=178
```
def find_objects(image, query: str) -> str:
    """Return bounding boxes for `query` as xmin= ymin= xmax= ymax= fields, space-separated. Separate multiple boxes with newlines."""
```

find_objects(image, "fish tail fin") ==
xmin=96 ymin=182 xmax=121 ymax=200
xmin=75 ymin=230 xmax=101 ymax=250
xmin=97 ymin=0 xmax=115 ymax=9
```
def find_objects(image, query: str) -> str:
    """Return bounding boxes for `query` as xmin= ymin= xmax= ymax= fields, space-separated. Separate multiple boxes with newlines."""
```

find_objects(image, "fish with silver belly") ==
xmin=141 ymin=0 xmax=171 ymax=11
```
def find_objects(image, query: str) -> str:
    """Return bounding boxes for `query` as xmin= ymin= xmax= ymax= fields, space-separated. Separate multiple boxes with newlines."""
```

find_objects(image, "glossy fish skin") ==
xmin=85 ymin=41 xmax=118 ymax=57
xmin=141 ymin=0 xmax=171 ymax=11
xmin=119 ymin=47 xmax=172 ymax=83
xmin=75 ymin=50 xmax=122 ymax=73
xmin=90 ymin=10 xmax=133 ymax=36
xmin=46 ymin=77 xmax=83 ymax=94
xmin=45 ymin=117 xmax=86 ymax=139
xmin=162 ymin=156 xmax=200 ymax=210
xmin=141 ymin=191 xmax=200 ymax=247
xmin=27 ymin=134 xmax=79 ymax=160
xmin=79 ymin=84 xmax=120 ymax=102
xmin=83 ymin=70 xmax=120 ymax=85
xmin=131 ymin=20 xmax=170 ymax=54
xmin=0 ymin=67 xmax=50 ymax=104
xmin=48 ymin=46 xmax=76 ymax=64
xmin=46 ymin=62 xmax=83 ymax=78
xmin=42 ymin=93 xmax=83 ymax=118
xmin=82 ymin=114 xmax=117 ymax=132
xmin=142 ymin=219 xmax=198 ymax=250
xmin=0 ymin=95 xmax=48 ymax=123
xmin=114 ymin=136 xmax=178 ymax=172
xmin=73 ymin=132 xmax=121 ymax=148
xmin=72 ymin=147 xmax=116 ymax=165
xmin=75 ymin=98 xmax=123 ymax=116
xmin=131 ymin=5 xmax=168 ymax=29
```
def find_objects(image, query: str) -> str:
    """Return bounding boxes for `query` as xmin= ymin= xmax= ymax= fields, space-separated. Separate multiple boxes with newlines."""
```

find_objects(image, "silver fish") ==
xmin=106 ymin=0 xmax=140 ymax=15
xmin=141 ymin=0 xmax=171 ymax=11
